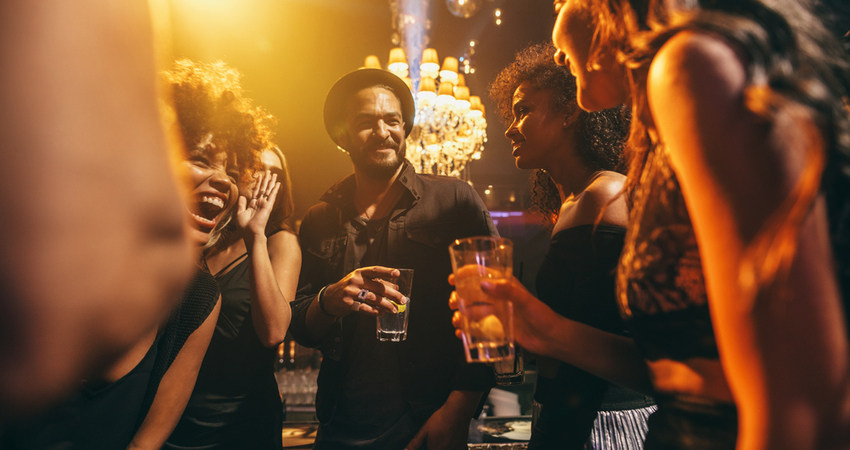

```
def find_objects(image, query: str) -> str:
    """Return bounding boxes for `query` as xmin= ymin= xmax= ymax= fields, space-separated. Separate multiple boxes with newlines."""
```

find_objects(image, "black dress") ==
xmin=166 ymin=253 xmax=282 ymax=450
xmin=531 ymin=224 xmax=654 ymax=450
xmin=1 ymin=269 xmax=220 ymax=450
xmin=618 ymin=146 xmax=737 ymax=450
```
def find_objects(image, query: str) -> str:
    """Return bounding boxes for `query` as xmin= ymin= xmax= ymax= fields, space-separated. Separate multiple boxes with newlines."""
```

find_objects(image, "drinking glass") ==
xmin=493 ymin=346 xmax=524 ymax=386
xmin=376 ymin=268 xmax=414 ymax=341
xmin=449 ymin=237 xmax=514 ymax=363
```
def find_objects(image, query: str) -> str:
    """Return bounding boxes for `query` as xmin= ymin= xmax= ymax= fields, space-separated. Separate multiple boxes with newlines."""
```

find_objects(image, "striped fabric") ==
xmin=586 ymin=405 xmax=657 ymax=450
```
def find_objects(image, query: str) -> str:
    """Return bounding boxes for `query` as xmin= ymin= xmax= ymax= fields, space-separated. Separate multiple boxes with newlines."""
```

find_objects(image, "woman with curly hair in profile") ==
xmin=473 ymin=0 xmax=850 ymax=449
xmin=164 ymin=61 xmax=301 ymax=450
xmin=487 ymin=42 xmax=653 ymax=450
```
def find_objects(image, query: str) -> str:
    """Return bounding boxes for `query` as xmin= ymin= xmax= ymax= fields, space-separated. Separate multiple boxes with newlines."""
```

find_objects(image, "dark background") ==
xmin=163 ymin=0 xmax=848 ymax=291
xmin=165 ymin=0 xmax=850 ymax=223
xmin=166 ymin=0 xmax=556 ymax=222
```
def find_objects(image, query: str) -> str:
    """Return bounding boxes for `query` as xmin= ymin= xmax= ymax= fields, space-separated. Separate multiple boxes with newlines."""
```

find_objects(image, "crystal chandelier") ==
xmin=362 ymin=48 xmax=487 ymax=180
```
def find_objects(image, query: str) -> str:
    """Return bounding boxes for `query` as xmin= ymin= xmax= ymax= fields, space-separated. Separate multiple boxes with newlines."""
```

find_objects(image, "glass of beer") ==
xmin=449 ymin=237 xmax=514 ymax=363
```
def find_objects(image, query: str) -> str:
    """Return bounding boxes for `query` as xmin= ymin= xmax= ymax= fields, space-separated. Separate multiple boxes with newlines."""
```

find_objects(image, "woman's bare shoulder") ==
xmin=586 ymin=171 xmax=626 ymax=201
xmin=648 ymin=29 xmax=748 ymax=115
xmin=556 ymin=172 xmax=628 ymax=231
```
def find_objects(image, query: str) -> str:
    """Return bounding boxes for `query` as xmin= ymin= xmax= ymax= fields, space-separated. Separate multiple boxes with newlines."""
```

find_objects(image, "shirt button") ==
xmin=334 ymin=337 xmax=341 ymax=342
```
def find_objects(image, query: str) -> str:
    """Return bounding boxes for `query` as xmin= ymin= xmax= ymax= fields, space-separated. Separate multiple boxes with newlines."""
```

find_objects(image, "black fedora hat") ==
xmin=323 ymin=68 xmax=415 ymax=147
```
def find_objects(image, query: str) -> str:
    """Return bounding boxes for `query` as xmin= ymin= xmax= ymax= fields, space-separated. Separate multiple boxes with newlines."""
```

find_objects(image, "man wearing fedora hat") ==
xmin=290 ymin=68 xmax=497 ymax=449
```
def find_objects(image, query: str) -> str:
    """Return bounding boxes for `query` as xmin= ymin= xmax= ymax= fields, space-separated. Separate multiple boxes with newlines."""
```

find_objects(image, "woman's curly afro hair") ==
xmin=163 ymin=59 xmax=275 ymax=185
xmin=489 ymin=42 xmax=629 ymax=225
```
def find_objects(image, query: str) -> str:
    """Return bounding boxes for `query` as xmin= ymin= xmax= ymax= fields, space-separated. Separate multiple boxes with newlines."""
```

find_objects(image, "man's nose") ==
xmin=374 ymin=121 xmax=391 ymax=139
xmin=554 ymin=49 xmax=568 ymax=67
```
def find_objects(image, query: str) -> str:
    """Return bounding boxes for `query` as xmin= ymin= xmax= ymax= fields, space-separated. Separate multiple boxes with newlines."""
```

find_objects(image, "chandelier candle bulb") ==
xmin=456 ymin=73 xmax=466 ymax=87
xmin=440 ymin=57 xmax=459 ymax=83
xmin=454 ymin=86 xmax=471 ymax=110
xmin=454 ymin=86 xmax=470 ymax=101
xmin=437 ymin=81 xmax=455 ymax=97
xmin=420 ymin=48 xmax=441 ymax=76
xmin=468 ymin=95 xmax=484 ymax=118
xmin=417 ymin=77 xmax=437 ymax=102
xmin=387 ymin=47 xmax=408 ymax=76
xmin=436 ymin=81 xmax=456 ymax=106
xmin=418 ymin=76 xmax=437 ymax=93
xmin=363 ymin=55 xmax=382 ymax=69
xmin=437 ymin=81 xmax=456 ymax=98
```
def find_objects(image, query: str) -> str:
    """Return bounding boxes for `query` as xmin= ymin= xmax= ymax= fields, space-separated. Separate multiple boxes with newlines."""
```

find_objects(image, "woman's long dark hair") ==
xmin=587 ymin=0 xmax=850 ymax=303
xmin=264 ymin=146 xmax=296 ymax=235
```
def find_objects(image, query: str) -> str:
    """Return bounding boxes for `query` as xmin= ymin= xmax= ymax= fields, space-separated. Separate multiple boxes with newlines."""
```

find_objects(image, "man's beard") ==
xmin=349 ymin=136 xmax=406 ymax=179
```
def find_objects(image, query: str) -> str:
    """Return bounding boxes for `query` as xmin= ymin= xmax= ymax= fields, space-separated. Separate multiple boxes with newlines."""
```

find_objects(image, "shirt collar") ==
xmin=320 ymin=158 xmax=421 ymax=208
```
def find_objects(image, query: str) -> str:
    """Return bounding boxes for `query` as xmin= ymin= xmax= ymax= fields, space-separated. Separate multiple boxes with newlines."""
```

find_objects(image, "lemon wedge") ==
xmin=390 ymin=300 xmax=406 ymax=314
xmin=470 ymin=314 xmax=505 ymax=341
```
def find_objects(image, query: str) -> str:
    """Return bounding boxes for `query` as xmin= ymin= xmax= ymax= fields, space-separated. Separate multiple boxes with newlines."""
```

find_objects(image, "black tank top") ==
xmin=166 ymin=254 xmax=282 ymax=450
xmin=531 ymin=224 xmax=652 ymax=450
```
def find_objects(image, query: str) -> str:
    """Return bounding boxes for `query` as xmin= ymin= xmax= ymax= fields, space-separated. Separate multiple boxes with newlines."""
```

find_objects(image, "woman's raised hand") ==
xmin=237 ymin=170 xmax=280 ymax=238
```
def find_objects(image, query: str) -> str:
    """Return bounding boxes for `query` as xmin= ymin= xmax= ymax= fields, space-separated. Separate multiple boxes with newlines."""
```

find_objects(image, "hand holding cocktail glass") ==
xmin=448 ymin=237 xmax=515 ymax=363
xmin=449 ymin=272 xmax=563 ymax=362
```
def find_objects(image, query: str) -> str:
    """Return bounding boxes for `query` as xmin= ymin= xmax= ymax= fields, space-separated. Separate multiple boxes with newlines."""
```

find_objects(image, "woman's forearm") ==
xmin=480 ymin=279 xmax=652 ymax=394
xmin=543 ymin=315 xmax=652 ymax=393
xmin=128 ymin=298 xmax=221 ymax=450
xmin=247 ymin=231 xmax=301 ymax=348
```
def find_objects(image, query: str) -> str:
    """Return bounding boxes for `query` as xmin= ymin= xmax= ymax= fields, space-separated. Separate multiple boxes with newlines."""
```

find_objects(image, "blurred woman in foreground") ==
xmin=0 ymin=58 xmax=275 ymax=450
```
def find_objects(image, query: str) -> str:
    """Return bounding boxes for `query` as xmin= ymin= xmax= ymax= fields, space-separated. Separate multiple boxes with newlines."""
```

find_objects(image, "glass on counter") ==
xmin=275 ymin=337 xmax=321 ymax=407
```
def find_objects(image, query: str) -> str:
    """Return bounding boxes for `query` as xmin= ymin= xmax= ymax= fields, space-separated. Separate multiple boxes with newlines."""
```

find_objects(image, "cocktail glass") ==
xmin=449 ymin=237 xmax=514 ymax=363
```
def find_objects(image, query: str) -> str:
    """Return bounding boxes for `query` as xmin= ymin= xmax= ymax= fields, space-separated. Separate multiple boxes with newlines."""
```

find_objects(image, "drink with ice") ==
xmin=449 ymin=237 xmax=515 ymax=363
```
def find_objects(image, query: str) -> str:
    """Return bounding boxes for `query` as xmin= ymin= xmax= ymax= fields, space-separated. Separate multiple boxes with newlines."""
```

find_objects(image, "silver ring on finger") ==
xmin=351 ymin=301 xmax=362 ymax=311
xmin=357 ymin=288 xmax=369 ymax=301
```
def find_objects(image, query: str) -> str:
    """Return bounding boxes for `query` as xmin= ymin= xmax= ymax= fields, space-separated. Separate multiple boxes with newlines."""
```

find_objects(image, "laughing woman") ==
xmin=164 ymin=64 xmax=301 ymax=450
